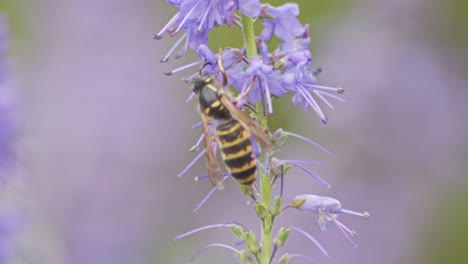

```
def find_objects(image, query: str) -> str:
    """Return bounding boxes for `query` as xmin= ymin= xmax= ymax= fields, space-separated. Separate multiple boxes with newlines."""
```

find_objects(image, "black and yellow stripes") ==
xmin=198 ymin=83 xmax=230 ymax=120
xmin=216 ymin=119 xmax=257 ymax=185
xmin=193 ymin=74 xmax=262 ymax=187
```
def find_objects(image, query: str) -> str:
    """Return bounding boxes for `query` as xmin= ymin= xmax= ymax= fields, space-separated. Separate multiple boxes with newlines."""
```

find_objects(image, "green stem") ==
xmin=259 ymin=173 xmax=272 ymax=264
xmin=240 ymin=13 xmax=272 ymax=264
xmin=240 ymin=14 xmax=257 ymax=59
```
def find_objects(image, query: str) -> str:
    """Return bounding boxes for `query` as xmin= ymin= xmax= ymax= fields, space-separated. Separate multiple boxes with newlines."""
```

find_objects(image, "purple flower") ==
xmin=157 ymin=0 xmax=224 ymax=38
xmin=274 ymin=24 xmax=312 ymax=70
xmin=159 ymin=23 xmax=209 ymax=63
xmin=282 ymin=63 xmax=345 ymax=124
xmin=163 ymin=45 xmax=244 ymax=86
xmin=197 ymin=45 xmax=243 ymax=80
xmin=224 ymin=0 xmax=261 ymax=26
xmin=230 ymin=56 xmax=286 ymax=114
xmin=289 ymin=194 xmax=369 ymax=247
xmin=276 ymin=23 xmax=311 ymax=55
xmin=156 ymin=0 xmax=261 ymax=61
xmin=260 ymin=3 xmax=304 ymax=43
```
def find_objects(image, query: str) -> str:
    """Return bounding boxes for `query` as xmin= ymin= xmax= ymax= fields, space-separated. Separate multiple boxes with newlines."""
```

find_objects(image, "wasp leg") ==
xmin=233 ymin=75 xmax=257 ymax=105
xmin=217 ymin=48 xmax=228 ymax=86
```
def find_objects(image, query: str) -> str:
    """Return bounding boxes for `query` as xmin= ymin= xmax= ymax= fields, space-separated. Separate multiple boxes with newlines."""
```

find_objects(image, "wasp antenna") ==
xmin=199 ymin=61 xmax=212 ymax=75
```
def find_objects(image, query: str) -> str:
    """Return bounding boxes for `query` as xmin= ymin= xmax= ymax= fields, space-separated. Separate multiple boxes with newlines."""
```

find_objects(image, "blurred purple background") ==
xmin=1 ymin=0 xmax=467 ymax=263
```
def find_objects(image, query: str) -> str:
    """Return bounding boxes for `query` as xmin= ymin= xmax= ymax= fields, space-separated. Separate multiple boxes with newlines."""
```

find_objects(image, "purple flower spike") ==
xmin=0 ymin=16 xmax=16 ymax=180
xmin=261 ymin=3 xmax=304 ymax=43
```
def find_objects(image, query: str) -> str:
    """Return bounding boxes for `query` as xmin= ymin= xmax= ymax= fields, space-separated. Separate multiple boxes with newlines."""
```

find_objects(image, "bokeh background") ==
xmin=1 ymin=0 xmax=467 ymax=263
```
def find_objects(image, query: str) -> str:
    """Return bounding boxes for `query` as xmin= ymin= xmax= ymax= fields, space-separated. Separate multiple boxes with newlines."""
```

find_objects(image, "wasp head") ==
xmin=193 ymin=75 xmax=215 ymax=94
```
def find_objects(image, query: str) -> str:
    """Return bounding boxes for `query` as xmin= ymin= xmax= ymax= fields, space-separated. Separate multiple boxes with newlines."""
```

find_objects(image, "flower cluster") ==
xmin=158 ymin=1 xmax=345 ymax=124
xmin=157 ymin=1 xmax=368 ymax=263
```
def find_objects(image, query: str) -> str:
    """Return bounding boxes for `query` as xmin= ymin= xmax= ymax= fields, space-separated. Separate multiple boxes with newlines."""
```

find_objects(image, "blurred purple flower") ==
xmin=0 ymin=212 xmax=20 ymax=262
xmin=0 ymin=14 xmax=19 ymax=263
xmin=0 ymin=15 xmax=15 ymax=179
xmin=0 ymin=16 xmax=7 ymax=83
xmin=0 ymin=97 xmax=15 ymax=178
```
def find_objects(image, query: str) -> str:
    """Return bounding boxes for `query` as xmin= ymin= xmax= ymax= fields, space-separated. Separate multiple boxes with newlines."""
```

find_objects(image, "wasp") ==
xmin=192 ymin=53 xmax=272 ymax=190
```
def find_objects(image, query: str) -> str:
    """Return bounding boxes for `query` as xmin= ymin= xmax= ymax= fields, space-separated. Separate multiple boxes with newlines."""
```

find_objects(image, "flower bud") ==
xmin=270 ymin=196 xmax=283 ymax=216
xmin=245 ymin=231 xmax=261 ymax=254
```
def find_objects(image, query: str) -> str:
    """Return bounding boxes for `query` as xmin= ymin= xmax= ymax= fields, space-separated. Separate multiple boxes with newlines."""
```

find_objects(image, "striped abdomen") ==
xmin=216 ymin=119 xmax=257 ymax=185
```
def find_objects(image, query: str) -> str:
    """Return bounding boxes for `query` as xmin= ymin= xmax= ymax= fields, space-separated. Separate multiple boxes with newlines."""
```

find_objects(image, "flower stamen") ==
xmin=175 ymin=222 xmax=239 ymax=240
xmin=164 ymin=61 xmax=201 ymax=75
xmin=198 ymin=0 xmax=213 ymax=32
xmin=191 ymin=243 xmax=240 ymax=262
xmin=194 ymin=175 xmax=230 ymax=212
xmin=160 ymin=33 xmax=187 ymax=63
xmin=327 ymin=214 xmax=358 ymax=248
xmin=154 ymin=12 xmax=180 ymax=40
xmin=289 ymin=226 xmax=329 ymax=257
xmin=178 ymin=148 xmax=207 ymax=178
xmin=286 ymin=161 xmax=330 ymax=188
xmin=175 ymin=0 xmax=202 ymax=33
xmin=296 ymin=84 xmax=327 ymax=124
xmin=313 ymin=90 xmax=334 ymax=110
xmin=282 ymin=131 xmax=335 ymax=156
xmin=288 ymin=254 xmax=320 ymax=264
xmin=190 ymin=133 xmax=205 ymax=152
xmin=315 ymin=90 xmax=348 ymax=104
xmin=281 ymin=159 xmax=328 ymax=167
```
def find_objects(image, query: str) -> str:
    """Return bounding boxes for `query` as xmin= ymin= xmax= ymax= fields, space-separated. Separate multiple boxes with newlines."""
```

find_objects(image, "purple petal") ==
xmin=239 ymin=0 xmax=261 ymax=17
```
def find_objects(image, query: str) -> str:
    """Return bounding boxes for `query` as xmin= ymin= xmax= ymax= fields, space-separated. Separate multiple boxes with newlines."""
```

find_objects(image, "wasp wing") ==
xmin=219 ymin=95 xmax=272 ymax=152
xmin=201 ymin=113 xmax=224 ymax=190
